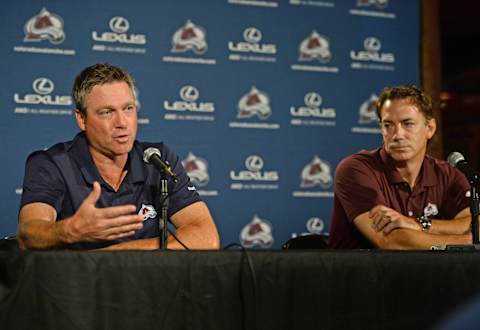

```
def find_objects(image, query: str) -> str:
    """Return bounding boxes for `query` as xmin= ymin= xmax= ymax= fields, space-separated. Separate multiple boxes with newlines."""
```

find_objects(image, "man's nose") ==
xmin=392 ymin=123 xmax=406 ymax=139
xmin=114 ymin=111 xmax=127 ymax=127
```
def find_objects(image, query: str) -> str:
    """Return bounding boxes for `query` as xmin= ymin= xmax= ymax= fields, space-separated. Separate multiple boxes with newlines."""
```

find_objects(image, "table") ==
xmin=1 ymin=249 xmax=480 ymax=330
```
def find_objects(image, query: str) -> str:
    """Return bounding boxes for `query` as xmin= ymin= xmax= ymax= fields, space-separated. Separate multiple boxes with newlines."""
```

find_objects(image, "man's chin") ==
xmin=387 ymin=148 xmax=411 ymax=160
xmin=111 ymin=143 xmax=134 ymax=155
xmin=390 ymin=152 xmax=413 ymax=162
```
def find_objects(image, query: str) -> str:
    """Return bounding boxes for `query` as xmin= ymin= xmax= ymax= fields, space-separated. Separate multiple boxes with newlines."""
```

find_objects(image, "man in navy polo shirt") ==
xmin=329 ymin=85 xmax=472 ymax=249
xmin=17 ymin=63 xmax=220 ymax=250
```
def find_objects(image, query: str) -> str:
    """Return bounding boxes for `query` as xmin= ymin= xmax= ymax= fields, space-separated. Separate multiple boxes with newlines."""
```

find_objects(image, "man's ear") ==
xmin=426 ymin=117 xmax=436 ymax=140
xmin=75 ymin=110 xmax=86 ymax=131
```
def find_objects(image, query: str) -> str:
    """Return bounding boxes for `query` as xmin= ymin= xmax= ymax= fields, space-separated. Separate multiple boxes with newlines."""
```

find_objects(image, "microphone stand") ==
xmin=156 ymin=171 xmax=169 ymax=250
xmin=439 ymin=181 xmax=480 ymax=251
xmin=470 ymin=184 xmax=479 ymax=245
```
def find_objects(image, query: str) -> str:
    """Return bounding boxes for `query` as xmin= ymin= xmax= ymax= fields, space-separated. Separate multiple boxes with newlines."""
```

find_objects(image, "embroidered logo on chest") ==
xmin=138 ymin=204 xmax=157 ymax=221
xmin=422 ymin=203 xmax=438 ymax=218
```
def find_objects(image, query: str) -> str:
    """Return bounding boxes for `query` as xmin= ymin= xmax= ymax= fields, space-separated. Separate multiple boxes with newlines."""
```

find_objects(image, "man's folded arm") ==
xmin=429 ymin=208 xmax=472 ymax=235
xmin=353 ymin=211 xmax=472 ymax=250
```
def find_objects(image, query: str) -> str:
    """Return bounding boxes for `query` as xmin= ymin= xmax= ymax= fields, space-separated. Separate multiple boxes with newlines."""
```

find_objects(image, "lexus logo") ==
xmin=32 ymin=78 xmax=54 ymax=95
xmin=243 ymin=27 xmax=262 ymax=44
xmin=304 ymin=92 xmax=322 ymax=108
xmin=179 ymin=85 xmax=199 ymax=102
xmin=245 ymin=155 xmax=264 ymax=172
xmin=364 ymin=37 xmax=381 ymax=52
xmin=306 ymin=217 xmax=325 ymax=234
xmin=109 ymin=16 xmax=130 ymax=33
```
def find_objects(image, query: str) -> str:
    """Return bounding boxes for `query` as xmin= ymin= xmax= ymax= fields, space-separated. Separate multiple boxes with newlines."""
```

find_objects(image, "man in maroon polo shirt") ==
xmin=329 ymin=85 xmax=472 ymax=249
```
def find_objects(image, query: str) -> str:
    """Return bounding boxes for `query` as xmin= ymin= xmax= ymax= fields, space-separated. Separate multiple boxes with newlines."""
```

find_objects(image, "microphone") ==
xmin=447 ymin=152 xmax=480 ymax=184
xmin=143 ymin=147 xmax=178 ymax=182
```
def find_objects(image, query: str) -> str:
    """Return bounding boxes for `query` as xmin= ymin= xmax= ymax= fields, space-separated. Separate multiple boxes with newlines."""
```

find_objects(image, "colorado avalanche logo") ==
xmin=182 ymin=152 xmax=210 ymax=187
xmin=138 ymin=204 xmax=157 ymax=221
xmin=24 ymin=8 xmax=65 ymax=44
xmin=423 ymin=203 xmax=439 ymax=218
xmin=306 ymin=217 xmax=325 ymax=234
xmin=300 ymin=156 xmax=333 ymax=188
xmin=240 ymin=214 xmax=274 ymax=248
xmin=298 ymin=30 xmax=331 ymax=63
xmin=357 ymin=0 xmax=389 ymax=9
xmin=171 ymin=20 xmax=208 ymax=54
xmin=237 ymin=86 xmax=271 ymax=119
xmin=358 ymin=93 xmax=379 ymax=124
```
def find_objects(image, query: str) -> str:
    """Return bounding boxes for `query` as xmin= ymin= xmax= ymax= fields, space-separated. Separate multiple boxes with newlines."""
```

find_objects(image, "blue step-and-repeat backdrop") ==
xmin=0 ymin=0 xmax=419 ymax=248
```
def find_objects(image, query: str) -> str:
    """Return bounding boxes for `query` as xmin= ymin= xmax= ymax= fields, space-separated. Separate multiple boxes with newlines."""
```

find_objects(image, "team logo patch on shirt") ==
xmin=422 ymin=203 xmax=438 ymax=218
xmin=138 ymin=204 xmax=157 ymax=221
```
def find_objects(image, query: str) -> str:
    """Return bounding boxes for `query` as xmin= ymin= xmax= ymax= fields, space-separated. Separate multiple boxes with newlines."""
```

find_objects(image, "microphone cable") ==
xmin=223 ymin=243 xmax=257 ymax=330
xmin=166 ymin=228 xmax=190 ymax=250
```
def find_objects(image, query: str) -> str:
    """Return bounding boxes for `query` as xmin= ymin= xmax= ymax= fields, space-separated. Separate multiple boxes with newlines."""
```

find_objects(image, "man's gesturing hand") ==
xmin=369 ymin=205 xmax=422 ymax=234
xmin=66 ymin=182 xmax=144 ymax=243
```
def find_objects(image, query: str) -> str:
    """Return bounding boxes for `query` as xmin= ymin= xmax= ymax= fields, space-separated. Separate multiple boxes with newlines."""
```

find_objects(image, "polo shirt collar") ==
xmin=418 ymin=155 xmax=436 ymax=187
xmin=379 ymin=147 xmax=404 ymax=184
xmin=128 ymin=142 xmax=146 ymax=183
xmin=67 ymin=132 xmax=145 ymax=187
xmin=379 ymin=147 xmax=435 ymax=188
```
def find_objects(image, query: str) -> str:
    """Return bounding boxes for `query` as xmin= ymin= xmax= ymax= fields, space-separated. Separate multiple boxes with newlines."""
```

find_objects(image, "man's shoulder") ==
xmin=425 ymin=155 xmax=456 ymax=175
xmin=23 ymin=140 xmax=76 ymax=181
xmin=27 ymin=140 xmax=72 ymax=163
xmin=338 ymin=148 xmax=381 ymax=171
xmin=425 ymin=154 xmax=466 ymax=184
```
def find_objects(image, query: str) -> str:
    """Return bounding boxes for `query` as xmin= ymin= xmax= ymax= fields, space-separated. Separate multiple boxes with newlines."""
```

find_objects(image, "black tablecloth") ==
xmin=1 ymin=249 xmax=480 ymax=330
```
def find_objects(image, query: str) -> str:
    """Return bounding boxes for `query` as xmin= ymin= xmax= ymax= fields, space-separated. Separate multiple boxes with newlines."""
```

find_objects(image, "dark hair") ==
xmin=376 ymin=85 xmax=433 ymax=121
xmin=72 ymin=63 xmax=135 ymax=116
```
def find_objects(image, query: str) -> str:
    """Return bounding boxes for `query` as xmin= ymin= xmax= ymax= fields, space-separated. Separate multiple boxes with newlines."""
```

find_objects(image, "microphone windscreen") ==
xmin=143 ymin=147 xmax=161 ymax=164
xmin=447 ymin=152 xmax=465 ymax=167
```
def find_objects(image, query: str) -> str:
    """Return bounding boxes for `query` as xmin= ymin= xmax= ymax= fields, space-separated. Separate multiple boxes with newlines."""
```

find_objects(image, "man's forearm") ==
xmin=380 ymin=229 xmax=472 ymax=250
xmin=430 ymin=216 xmax=472 ymax=235
xmin=17 ymin=219 xmax=72 ymax=250
xmin=101 ymin=231 xmax=219 ymax=251
xmin=103 ymin=220 xmax=220 ymax=251
xmin=101 ymin=237 xmax=159 ymax=250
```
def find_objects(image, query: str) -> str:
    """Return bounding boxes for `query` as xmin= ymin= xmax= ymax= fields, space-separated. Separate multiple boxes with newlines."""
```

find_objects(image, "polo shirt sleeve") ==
xmin=20 ymin=151 xmax=66 ymax=213
xmin=442 ymin=167 xmax=470 ymax=219
xmin=334 ymin=155 xmax=386 ymax=222
xmin=161 ymin=144 xmax=202 ymax=218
